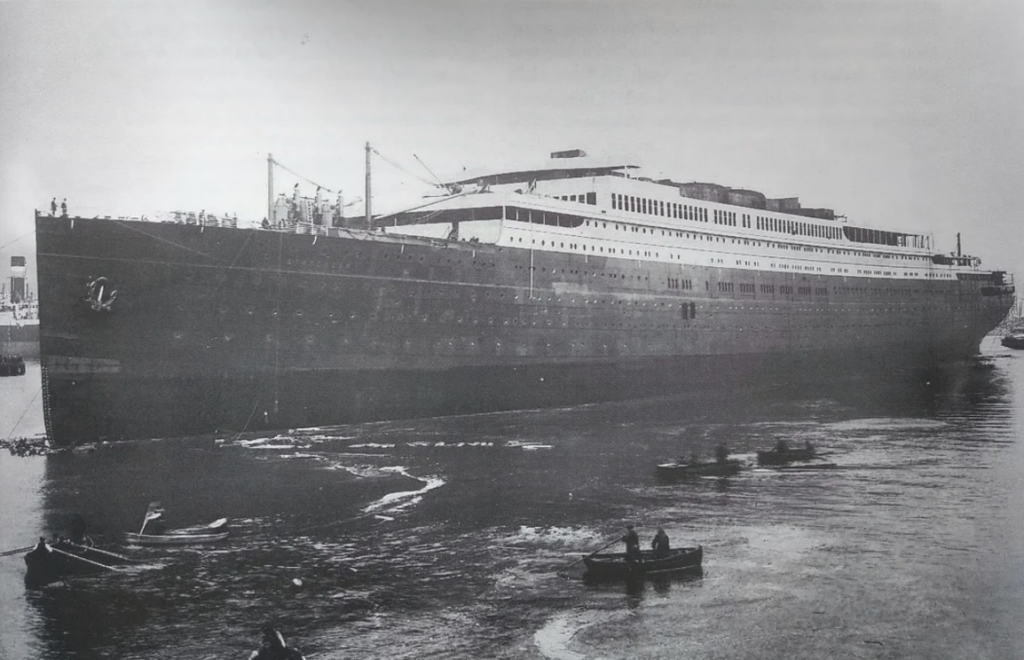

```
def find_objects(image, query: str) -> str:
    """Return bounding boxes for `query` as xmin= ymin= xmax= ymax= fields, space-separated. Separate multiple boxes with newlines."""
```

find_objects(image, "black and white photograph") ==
xmin=1 ymin=1 xmax=1023 ymax=658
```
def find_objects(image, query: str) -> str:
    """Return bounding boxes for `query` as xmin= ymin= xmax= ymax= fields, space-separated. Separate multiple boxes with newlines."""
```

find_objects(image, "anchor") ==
xmin=85 ymin=277 xmax=117 ymax=312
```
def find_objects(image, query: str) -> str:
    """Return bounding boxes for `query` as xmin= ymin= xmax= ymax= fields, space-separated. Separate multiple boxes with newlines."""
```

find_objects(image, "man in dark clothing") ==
xmin=68 ymin=515 xmax=93 ymax=546
xmin=249 ymin=625 xmax=306 ymax=660
xmin=622 ymin=524 xmax=642 ymax=562
xmin=50 ymin=198 xmax=57 ymax=216
xmin=651 ymin=528 xmax=670 ymax=558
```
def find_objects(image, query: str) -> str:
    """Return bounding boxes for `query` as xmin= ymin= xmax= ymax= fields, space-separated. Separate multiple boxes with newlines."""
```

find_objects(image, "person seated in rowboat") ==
xmin=651 ymin=528 xmax=670 ymax=559
xmin=714 ymin=444 xmax=730 ymax=464
xmin=249 ymin=625 xmax=306 ymax=660
xmin=29 ymin=537 xmax=51 ymax=557
xmin=774 ymin=438 xmax=789 ymax=453
xmin=145 ymin=511 xmax=167 ymax=535
xmin=67 ymin=515 xmax=93 ymax=547
xmin=622 ymin=524 xmax=642 ymax=563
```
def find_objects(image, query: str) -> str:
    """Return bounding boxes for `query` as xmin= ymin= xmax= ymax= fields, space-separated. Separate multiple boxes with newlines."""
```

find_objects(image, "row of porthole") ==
xmin=228 ymin=294 xmax=964 ymax=321
xmin=190 ymin=314 xmax=936 ymax=348
xmin=231 ymin=294 xmax=955 ymax=322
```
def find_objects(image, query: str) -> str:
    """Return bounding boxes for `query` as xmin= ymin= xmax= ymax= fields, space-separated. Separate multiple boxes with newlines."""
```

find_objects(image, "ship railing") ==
xmin=285 ymin=221 xmax=332 ymax=236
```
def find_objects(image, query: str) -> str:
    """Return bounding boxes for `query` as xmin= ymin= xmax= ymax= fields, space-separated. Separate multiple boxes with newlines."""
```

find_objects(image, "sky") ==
xmin=1 ymin=0 xmax=1023 ymax=286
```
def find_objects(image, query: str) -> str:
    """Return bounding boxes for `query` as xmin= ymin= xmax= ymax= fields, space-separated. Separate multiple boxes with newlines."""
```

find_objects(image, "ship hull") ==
xmin=0 ymin=323 xmax=39 ymax=359
xmin=35 ymin=215 xmax=1014 ymax=446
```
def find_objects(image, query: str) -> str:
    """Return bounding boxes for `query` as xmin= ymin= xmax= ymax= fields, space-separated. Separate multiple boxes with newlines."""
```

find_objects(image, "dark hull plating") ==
xmin=0 ymin=323 xmax=39 ymax=359
xmin=35 ymin=215 xmax=1014 ymax=446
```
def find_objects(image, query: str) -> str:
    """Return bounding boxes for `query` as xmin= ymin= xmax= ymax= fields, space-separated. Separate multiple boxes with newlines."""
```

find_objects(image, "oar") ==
xmin=50 ymin=547 xmax=121 ymax=572
xmin=561 ymin=535 xmax=625 ymax=572
xmin=60 ymin=541 xmax=141 ymax=564
xmin=0 ymin=545 xmax=36 ymax=557
xmin=139 ymin=502 xmax=163 ymax=536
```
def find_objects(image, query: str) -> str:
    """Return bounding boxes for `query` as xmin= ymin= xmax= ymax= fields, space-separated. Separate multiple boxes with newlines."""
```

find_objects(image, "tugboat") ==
xmin=1002 ymin=328 xmax=1024 ymax=350
xmin=1000 ymin=300 xmax=1024 ymax=349
xmin=0 ymin=355 xmax=26 ymax=377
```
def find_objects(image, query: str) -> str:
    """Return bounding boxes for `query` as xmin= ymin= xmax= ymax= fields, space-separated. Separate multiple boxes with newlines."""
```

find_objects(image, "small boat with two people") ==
xmin=21 ymin=515 xmax=133 ymax=585
xmin=756 ymin=438 xmax=817 ymax=465
xmin=123 ymin=502 xmax=229 ymax=546
xmin=584 ymin=546 xmax=704 ymax=581
xmin=23 ymin=537 xmax=132 ymax=585
xmin=582 ymin=525 xmax=703 ymax=581
xmin=656 ymin=444 xmax=742 ymax=478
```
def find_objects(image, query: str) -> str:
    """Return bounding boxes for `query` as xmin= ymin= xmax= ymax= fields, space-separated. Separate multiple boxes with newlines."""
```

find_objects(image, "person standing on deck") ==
xmin=61 ymin=199 xmax=67 ymax=217
xmin=68 ymin=515 xmax=93 ymax=547
xmin=622 ymin=524 xmax=642 ymax=562
xmin=651 ymin=528 xmax=670 ymax=558
xmin=50 ymin=198 xmax=57 ymax=216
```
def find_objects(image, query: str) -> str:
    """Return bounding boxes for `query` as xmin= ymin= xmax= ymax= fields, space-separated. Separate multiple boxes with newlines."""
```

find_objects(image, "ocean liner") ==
xmin=1 ymin=256 xmax=39 ymax=359
xmin=35 ymin=148 xmax=1014 ymax=447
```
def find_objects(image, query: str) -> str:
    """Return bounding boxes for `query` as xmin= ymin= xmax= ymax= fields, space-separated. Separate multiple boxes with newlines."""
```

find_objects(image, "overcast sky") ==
xmin=1 ymin=0 xmax=1022 ymax=283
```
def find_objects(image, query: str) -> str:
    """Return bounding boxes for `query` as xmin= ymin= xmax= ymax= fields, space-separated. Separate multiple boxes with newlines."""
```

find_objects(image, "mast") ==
xmin=365 ymin=141 xmax=372 ymax=229
xmin=267 ymin=153 xmax=274 ymax=224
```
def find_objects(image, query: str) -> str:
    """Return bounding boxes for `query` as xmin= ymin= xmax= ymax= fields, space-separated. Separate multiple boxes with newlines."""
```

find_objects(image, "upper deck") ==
xmin=374 ymin=152 xmax=996 ymax=284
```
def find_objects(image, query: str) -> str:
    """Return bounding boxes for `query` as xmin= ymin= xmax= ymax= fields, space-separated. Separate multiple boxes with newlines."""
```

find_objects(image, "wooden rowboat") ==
xmin=24 ymin=539 xmax=128 ymax=585
xmin=756 ymin=439 xmax=816 ymax=465
xmin=124 ymin=518 xmax=229 ymax=546
xmin=656 ymin=459 xmax=742 ymax=478
xmin=583 ymin=546 xmax=703 ymax=580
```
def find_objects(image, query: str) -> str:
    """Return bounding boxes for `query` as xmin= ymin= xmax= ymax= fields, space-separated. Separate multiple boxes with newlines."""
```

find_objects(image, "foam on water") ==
xmin=360 ymin=467 xmax=446 ymax=515
xmin=497 ymin=525 xmax=607 ymax=550
xmin=534 ymin=610 xmax=619 ymax=660
xmin=826 ymin=417 xmax=949 ymax=432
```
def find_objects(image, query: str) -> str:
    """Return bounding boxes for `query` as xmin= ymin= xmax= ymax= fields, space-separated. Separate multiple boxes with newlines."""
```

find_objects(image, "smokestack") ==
xmin=9 ymin=256 xmax=26 ymax=304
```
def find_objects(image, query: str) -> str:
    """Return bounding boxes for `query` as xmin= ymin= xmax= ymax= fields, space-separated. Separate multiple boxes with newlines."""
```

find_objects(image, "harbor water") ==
xmin=1 ymin=339 xmax=1023 ymax=659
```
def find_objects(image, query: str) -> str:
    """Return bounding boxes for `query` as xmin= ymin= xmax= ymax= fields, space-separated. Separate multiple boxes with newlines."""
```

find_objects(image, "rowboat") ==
xmin=656 ymin=459 xmax=742 ymax=478
xmin=583 ymin=546 xmax=703 ymax=580
xmin=24 ymin=538 xmax=129 ymax=585
xmin=756 ymin=439 xmax=816 ymax=465
xmin=124 ymin=518 xmax=229 ymax=546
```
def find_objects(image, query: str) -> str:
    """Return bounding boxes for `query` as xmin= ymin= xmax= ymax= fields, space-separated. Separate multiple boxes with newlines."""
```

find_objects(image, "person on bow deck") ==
xmin=61 ymin=198 xmax=67 ymax=217
xmin=50 ymin=198 xmax=57 ymax=216
xmin=622 ymin=524 xmax=642 ymax=563
xmin=651 ymin=528 xmax=670 ymax=559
